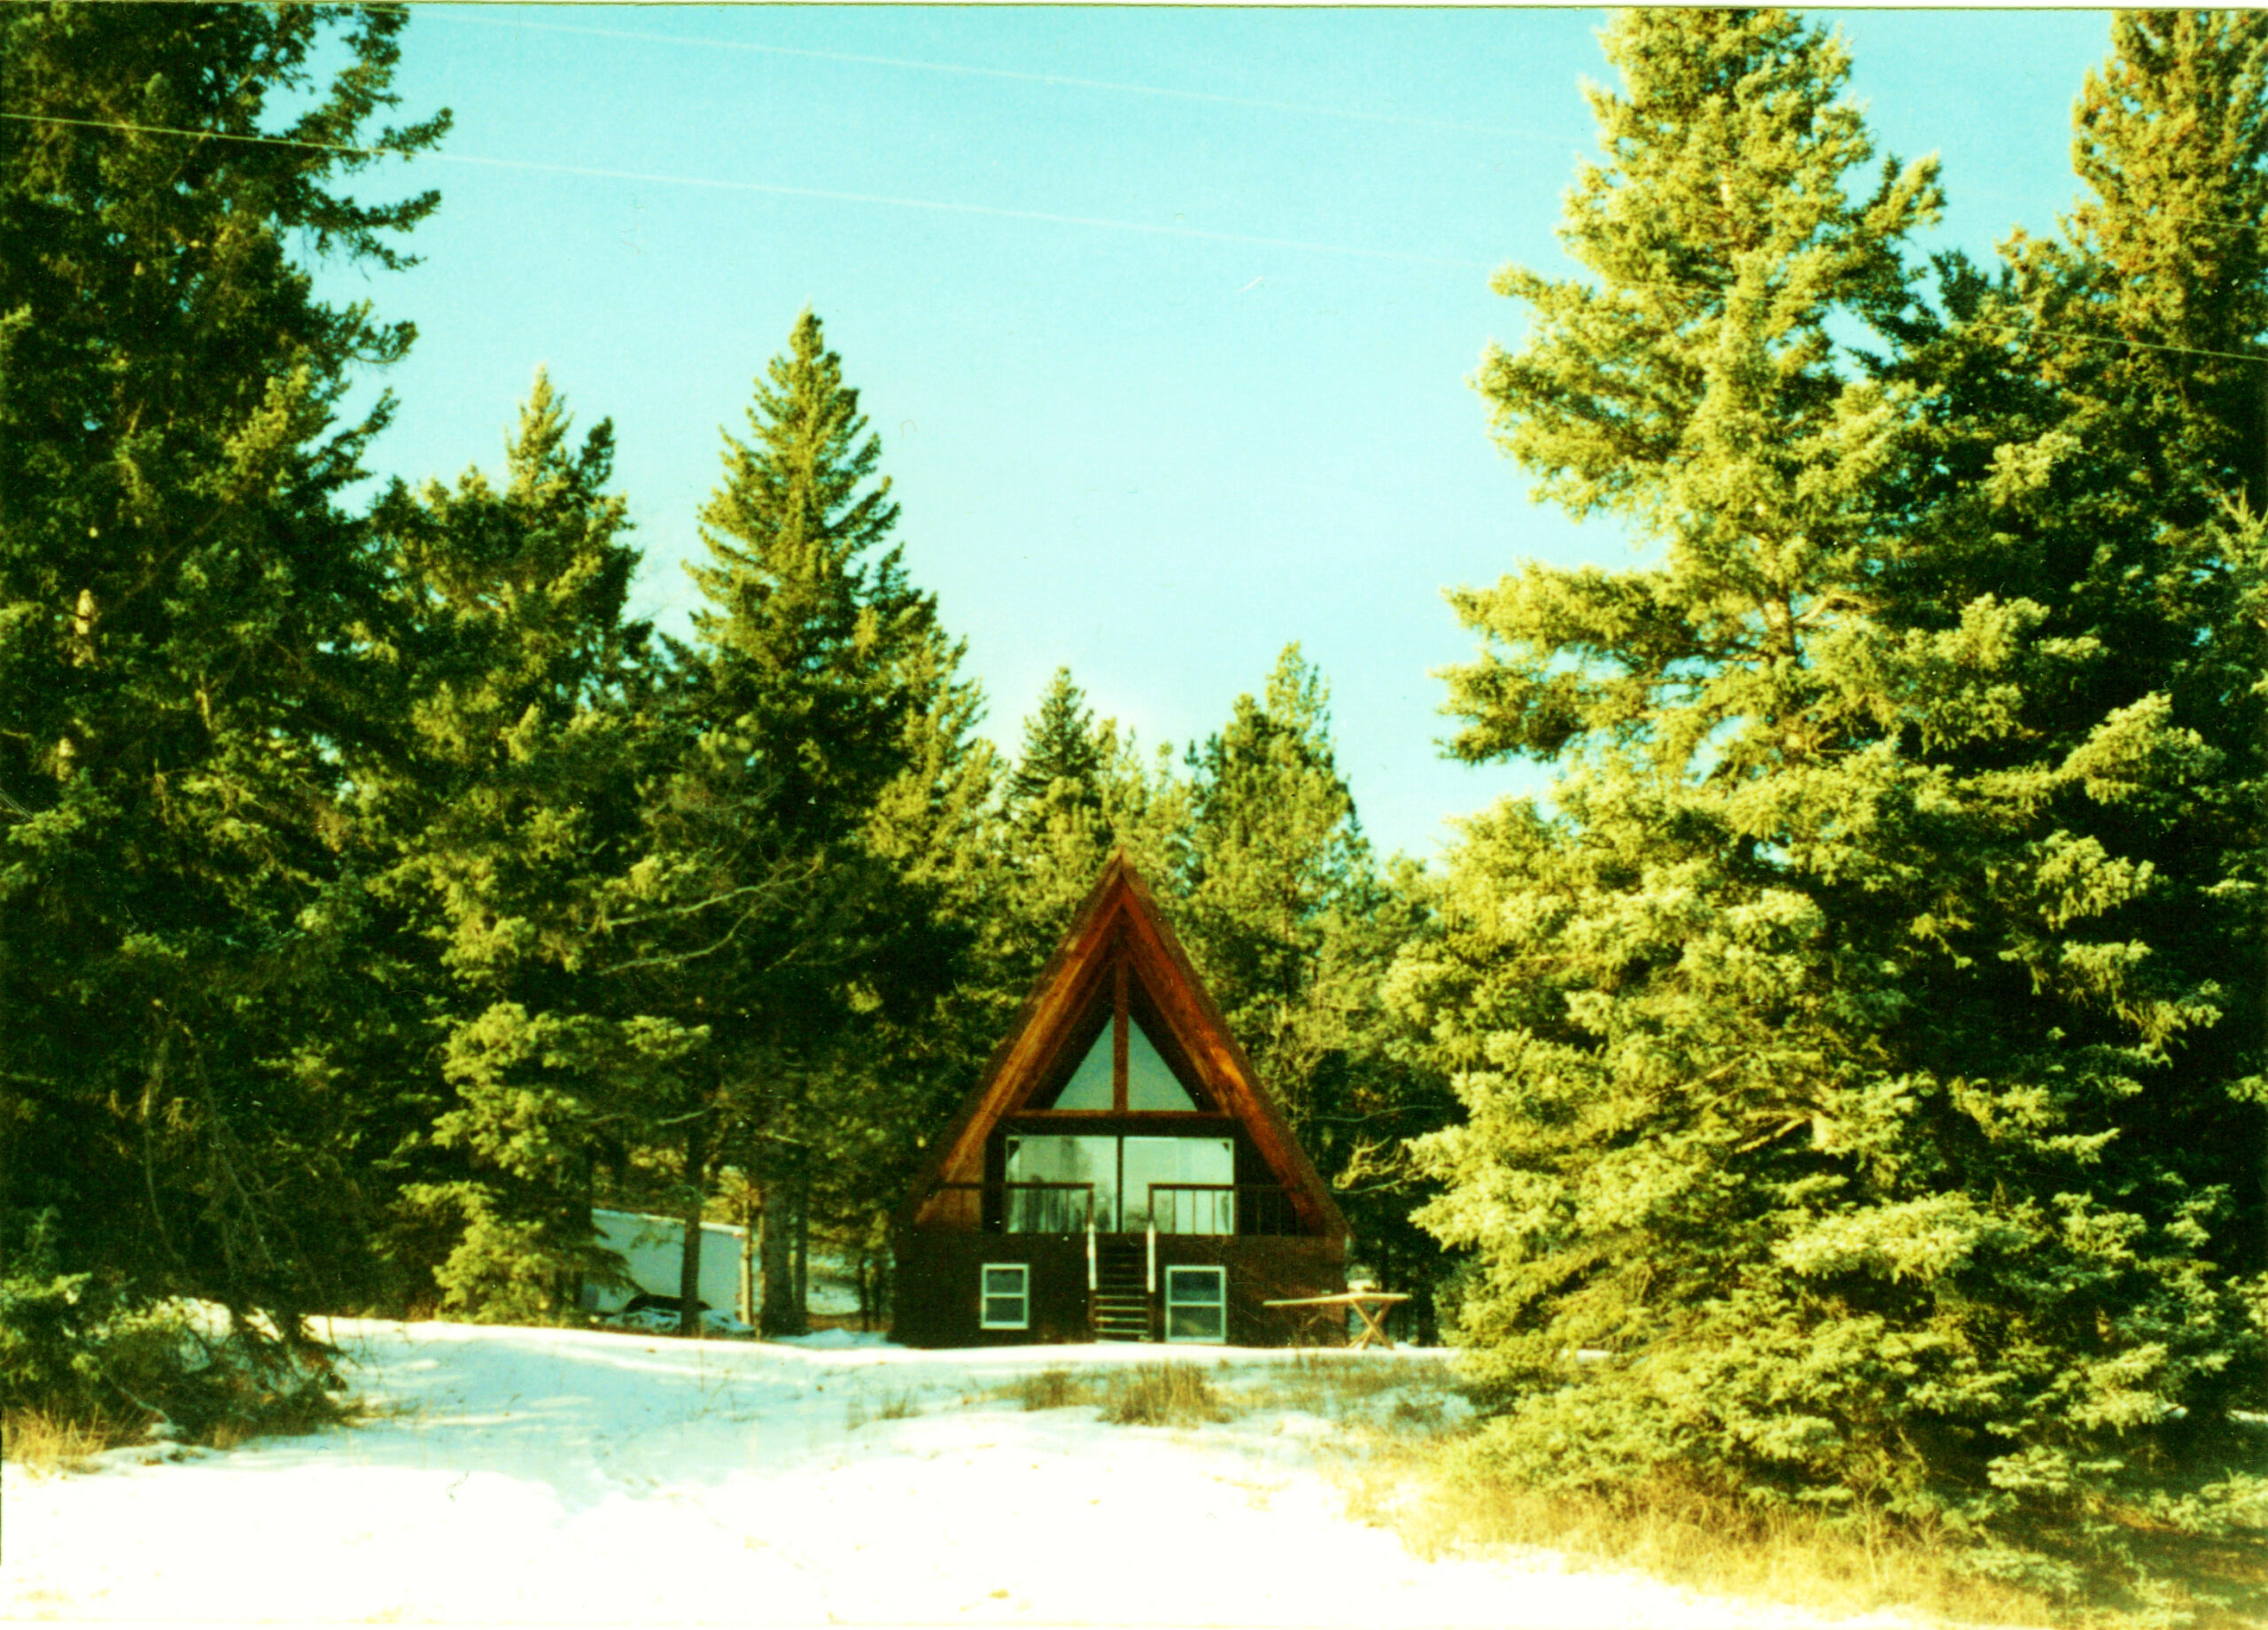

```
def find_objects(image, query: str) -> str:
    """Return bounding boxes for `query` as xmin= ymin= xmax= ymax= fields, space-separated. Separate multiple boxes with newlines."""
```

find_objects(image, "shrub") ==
xmin=0 ymin=1211 xmax=353 ymax=1462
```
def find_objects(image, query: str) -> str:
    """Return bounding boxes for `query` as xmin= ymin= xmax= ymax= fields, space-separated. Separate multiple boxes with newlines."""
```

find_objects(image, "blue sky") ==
xmin=334 ymin=6 xmax=2120 ymax=862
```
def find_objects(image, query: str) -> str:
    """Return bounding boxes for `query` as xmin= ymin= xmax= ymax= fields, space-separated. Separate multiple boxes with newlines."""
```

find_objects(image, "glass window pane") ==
xmin=1167 ymin=1267 xmax=1224 ymax=1306
xmin=1125 ymin=1021 xmax=1199 ymax=1111
xmin=1129 ymin=1140 xmax=1235 ymax=1234
xmin=1165 ymin=1266 xmax=1226 ymax=1344
xmin=981 ymin=1263 xmax=1028 ymax=1329
xmin=1164 ymin=1267 xmax=1226 ymax=1340
xmin=1052 ymin=1024 xmax=1115 ymax=1109
xmin=1006 ymin=1135 xmax=1117 ymax=1230
xmin=1167 ymin=1303 xmax=1225 ymax=1340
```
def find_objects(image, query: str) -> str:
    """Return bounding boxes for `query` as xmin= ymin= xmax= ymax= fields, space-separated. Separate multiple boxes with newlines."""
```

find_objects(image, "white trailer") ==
xmin=586 ymin=1208 xmax=746 ymax=1321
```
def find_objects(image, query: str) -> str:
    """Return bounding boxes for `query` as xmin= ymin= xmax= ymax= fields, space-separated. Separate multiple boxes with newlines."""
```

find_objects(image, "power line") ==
xmin=0 ymin=110 xmax=416 ymax=162
xmin=422 ymin=8 xmax=2268 ymax=243
xmin=416 ymin=7 xmax=1579 ymax=151
xmin=1965 ymin=313 xmax=2264 ymax=368
xmin=9 ymin=110 xmax=2261 ymax=367
xmin=0 ymin=110 xmax=1489 ymax=271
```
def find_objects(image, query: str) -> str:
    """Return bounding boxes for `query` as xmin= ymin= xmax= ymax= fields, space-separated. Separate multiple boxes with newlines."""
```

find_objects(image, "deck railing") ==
xmin=918 ymin=1180 xmax=1302 ymax=1236
xmin=921 ymin=1181 xmax=1095 ymax=1234
xmin=1142 ymin=1184 xmax=1301 ymax=1237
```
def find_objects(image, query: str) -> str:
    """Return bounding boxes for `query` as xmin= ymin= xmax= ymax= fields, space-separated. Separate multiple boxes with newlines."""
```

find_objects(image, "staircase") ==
xmin=1091 ymin=1238 xmax=1152 ymax=1343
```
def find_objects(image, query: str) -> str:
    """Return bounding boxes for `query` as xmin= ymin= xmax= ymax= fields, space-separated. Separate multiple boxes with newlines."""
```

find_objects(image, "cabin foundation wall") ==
xmin=891 ymin=1230 xmax=1347 ymax=1349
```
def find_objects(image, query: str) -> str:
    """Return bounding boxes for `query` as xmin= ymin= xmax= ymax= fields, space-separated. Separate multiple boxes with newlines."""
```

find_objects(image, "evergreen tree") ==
xmin=1408 ymin=8 xmax=2262 ymax=1588
xmin=1876 ymin=11 xmax=2268 ymax=1281
xmin=983 ymin=685 xmax=1189 ymax=993
xmin=2035 ymin=12 xmax=2268 ymax=509
xmin=0 ymin=4 xmax=447 ymax=1334
xmin=1006 ymin=666 xmax=1107 ymax=821
xmin=366 ymin=375 xmax=680 ymax=1322
xmin=657 ymin=309 xmax=989 ymax=1334
xmin=1182 ymin=650 xmax=1370 ymax=1052
xmin=1179 ymin=648 xmax=1452 ymax=1332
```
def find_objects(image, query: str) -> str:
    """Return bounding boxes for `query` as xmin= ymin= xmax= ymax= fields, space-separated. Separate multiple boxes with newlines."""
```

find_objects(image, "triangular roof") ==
xmin=898 ymin=852 xmax=1347 ymax=1239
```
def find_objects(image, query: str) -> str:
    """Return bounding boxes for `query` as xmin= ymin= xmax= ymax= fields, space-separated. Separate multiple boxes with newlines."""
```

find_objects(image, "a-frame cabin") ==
xmin=893 ymin=853 xmax=1349 ymax=1347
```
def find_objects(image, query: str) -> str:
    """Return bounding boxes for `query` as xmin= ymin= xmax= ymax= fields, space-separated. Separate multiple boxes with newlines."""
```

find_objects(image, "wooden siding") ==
xmin=892 ymin=1230 xmax=1348 ymax=1349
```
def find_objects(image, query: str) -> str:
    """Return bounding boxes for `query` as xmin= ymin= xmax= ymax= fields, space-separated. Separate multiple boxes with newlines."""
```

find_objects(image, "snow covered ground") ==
xmin=4 ymin=1321 xmax=1938 ymax=1628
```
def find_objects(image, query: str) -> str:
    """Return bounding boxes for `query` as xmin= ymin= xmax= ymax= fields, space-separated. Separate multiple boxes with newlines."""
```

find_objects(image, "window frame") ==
xmin=1162 ymin=1264 xmax=1228 ymax=1345
xmin=979 ymin=1262 xmax=1030 ymax=1331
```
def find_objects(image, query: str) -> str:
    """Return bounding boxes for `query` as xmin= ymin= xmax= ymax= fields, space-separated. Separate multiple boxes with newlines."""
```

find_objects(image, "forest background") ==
xmin=2 ymin=4 xmax=2264 ymax=1609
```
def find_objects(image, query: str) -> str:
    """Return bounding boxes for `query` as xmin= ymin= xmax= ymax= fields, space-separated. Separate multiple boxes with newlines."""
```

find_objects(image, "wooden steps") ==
xmin=1091 ymin=1238 xmax=1152 ymax=1342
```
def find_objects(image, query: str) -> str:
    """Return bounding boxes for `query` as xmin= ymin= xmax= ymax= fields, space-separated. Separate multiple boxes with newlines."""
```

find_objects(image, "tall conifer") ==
xmin=1181 ymin=648 xmax=1450 ymax=1330
xmin=1410 ymin=9 xmax=2262 ymax=1584
xmin=658 ymin=310 xmax=988 ymax=1333
xmin=369 ymin=376 xmax=675 ymax=1321
xmin=0 ymin=4 xmax=447 ymax=1330
xmin=1006 ymin=666 xmax=1107 ymax=820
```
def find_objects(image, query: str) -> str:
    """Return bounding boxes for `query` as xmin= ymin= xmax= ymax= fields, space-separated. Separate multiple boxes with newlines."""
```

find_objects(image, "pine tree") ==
xmin=0 ymin=4 xmax=447 ymax=1333
xmin=366 ymin=375 xmax=683 ymax=1322
xmin=1877 ymin=12 xmax=2268 ymax=1283
xmin=1180 ymin=648 xmax=1374 ymax=1140
xmin=1183 ymin=651 xmax=1366 ymax=1018
xmin=655 ymin=310 xmax=989 ymax=1334
xmin=1006 ymin=667 xmax=1107 ymax=819
xmin=983 ymin=688 xmax=1189 ymax=994
xmin=2031 ymin=16 xmax=2268 ymax=1278
xmin=2040 ymin=12 xmax=2268 ymax=509
xmin=971 ymin=665 xmax=1176 ymax=1029
xmin=1407 ymin=9 xmax=2262 ymax=1586
xmin=1179 ymin=648 xmax=1452 ymax=1333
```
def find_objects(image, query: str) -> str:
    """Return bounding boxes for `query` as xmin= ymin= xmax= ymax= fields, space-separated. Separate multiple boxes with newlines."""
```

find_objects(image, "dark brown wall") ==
xmin=892 ymin=1233 xmax=1094 ymax=1347
xmin=1165 ymin=1234 xmax=1349 ymax=1347
xmin=892 ymin=1230 xmax=1348 ymax=1349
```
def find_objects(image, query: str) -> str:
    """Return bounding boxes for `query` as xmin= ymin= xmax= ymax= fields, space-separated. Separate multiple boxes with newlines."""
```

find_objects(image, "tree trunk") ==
xmin=677 ymin=1111 xmax=710 ymax=1338
xmin=757 ymin=1174 xmax=803 ymax=1336
xmin=738 ymin=1186 xmax=758 ymax=1329
xmin=565 ymin=1145 xmax=595 ymax=1319
xmin=791 ymin=1165 xmax=809 ymax=1321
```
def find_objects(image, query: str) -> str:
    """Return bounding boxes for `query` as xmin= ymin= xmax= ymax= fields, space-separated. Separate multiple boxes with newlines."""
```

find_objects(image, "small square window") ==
xmin=1163 ymin=1265 xmax=1226 ymax=1344
xmin=980 ymin=1263 xmax=1029 ymax=1331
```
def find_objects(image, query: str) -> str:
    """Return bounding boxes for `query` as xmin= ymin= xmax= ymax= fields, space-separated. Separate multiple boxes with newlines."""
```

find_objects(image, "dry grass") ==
xmin=1334 ymin=1438 xmax=2098 ymax=1629
xmin=2 ymin=1407 xmax=122 ymax=1476
xmin=1008 ymin=1367 xmax=1103 ymax=1413
xmin=1234 ymin=1348 xmax=1458 ymax=1425
xmin=1102 ymin=1362 xmax=1231 ymax=1428
xmin=1255 ymin=1358 xmax=2202 ymax=1628
xmin=1324 ymin=1441 xmax=2268 ymax=1630
xmin=4 ymin=1362 xmax=358 ymax=1472
xmin=843 ymin=1386 xmax=923 ymax=1430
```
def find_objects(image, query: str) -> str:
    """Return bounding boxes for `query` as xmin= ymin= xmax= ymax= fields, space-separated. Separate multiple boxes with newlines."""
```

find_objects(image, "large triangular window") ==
xmin=1031 ymin=959 xmax=1205 ymax=1113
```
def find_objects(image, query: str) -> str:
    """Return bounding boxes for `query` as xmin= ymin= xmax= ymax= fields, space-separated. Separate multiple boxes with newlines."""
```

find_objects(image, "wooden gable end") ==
xmin=898 ymin=852 xmax=1347 ymax=1239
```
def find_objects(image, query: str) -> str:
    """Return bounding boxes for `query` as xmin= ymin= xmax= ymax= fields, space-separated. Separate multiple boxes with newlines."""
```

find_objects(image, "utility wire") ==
xmin=9 ymin=109 xmax=2263 ymax=367
xmin=421 ymin=7 xmax=2268 ymax=242
xmin=0 ymin=110 xmax=1488 ymax=271
xmin=416 ymin=7 xmax=1577 ymax=150
xmin=1962 ymin=314 xmax=2264 ymax=368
